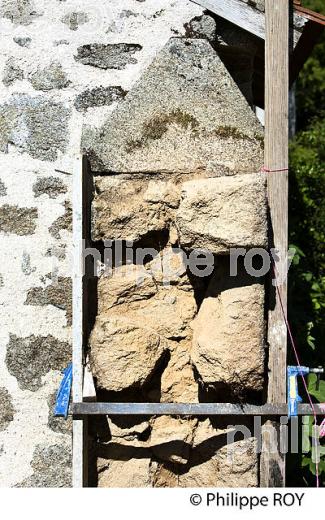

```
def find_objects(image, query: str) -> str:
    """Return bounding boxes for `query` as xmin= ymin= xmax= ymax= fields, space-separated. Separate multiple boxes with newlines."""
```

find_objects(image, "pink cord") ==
xmin=320 ymin=406 xmax=325 ymax=439
xmin=272 ymin=262 xmax=321 ymax=487
xmin=261 ymin=166 xmax=289 ymax=173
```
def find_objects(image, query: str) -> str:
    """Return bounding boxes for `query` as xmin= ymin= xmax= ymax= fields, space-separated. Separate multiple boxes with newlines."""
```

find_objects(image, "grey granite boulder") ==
xmin=83 ymin=38 xmax=263 ymax=174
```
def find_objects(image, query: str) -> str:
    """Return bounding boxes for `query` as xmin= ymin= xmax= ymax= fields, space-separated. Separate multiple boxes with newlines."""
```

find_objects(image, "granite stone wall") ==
xmin=85 ymin=35 xmax=266 ymax=488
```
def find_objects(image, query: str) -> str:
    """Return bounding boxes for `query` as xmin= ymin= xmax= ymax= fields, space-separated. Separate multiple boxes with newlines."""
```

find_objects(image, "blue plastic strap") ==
xmin=54 ymin=363 xmax=73 ymax=419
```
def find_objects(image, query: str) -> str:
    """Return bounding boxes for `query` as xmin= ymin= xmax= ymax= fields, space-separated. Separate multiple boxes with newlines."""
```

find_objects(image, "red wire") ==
xmin=261 ymin=166 xmax=289 ymax=173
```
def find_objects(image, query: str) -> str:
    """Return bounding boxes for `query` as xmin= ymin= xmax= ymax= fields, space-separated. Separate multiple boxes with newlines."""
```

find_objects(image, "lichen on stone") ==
xmin=13 ymin=36 xmax=31 ymax=47
xmin=0 ymin=387 xmax=15 ymax=431
xmin=49 ymin=200 xmax=72 ymax=239
xmin=75 ymin=43 xmax=142 ymax=70
xmin=21 ymin=251 xmax=36 ymax=275
xmin=0 ymin=0 xmax=42 ymax=26
xmin=33 ymin=177 xmax=67 ymax=199
xmin=61 ymin=11 xmax=89 ymax=31
xmin=126 ymin=109 xmax=199 ymax=152
xmin=0 ymin=204 xmax=37 ymax=235
xmin=2 ymin=58 xmax=24 ymax=87
xmin=0 ymin=94 xmax=71 ymax=161
xmin=83 ymin=38 xmax=264 ymax=174
xmin=0 ymin=179 xmax=7 ymax=196
xmin=16 ymin=443 xmax=72 ymax=487
xmin=184 ymin=14 xmax=217 ymax=41
xmin=29 ymin=62 xmax=70 ymax=91
xmin=74 ymin=86 xmax=127 ymax=112
xmin=6 ymin=334 xmax=71 ymax=391
xmin=25 ymin=276 xmax=72 ymax=326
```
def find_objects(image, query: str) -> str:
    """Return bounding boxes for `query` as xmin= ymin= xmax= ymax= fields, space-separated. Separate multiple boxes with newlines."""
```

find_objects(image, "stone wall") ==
xmin=0 ymin=0 xmax=206 ymax=488
xmin=85 ymin=36 xmax=266 ymax=486
xmin=0 ymin=0 xmax=267 ymax=488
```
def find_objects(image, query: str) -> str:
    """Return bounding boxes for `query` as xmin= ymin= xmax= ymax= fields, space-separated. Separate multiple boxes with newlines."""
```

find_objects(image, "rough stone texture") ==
xmin=47 ymin=391 xmax=72 ymax=435
xmin=215 ymin=437 xmax=259 ymax=487
xmin=0 ymin=179 xmax=7 ymax=196
xmin=90 ymin=315 xmax=168 ymax=392
xmin=0 ymin=204 xmax=37 ymax=235
xmin=191 ymin=261 xmax=265 ymax=393
xmin=150 ymin=416 xmax=197 ymax=464
xmin=0 ymin=387 xmax=15 ymax=431
xmin=160 ymin=342 xmax=198 ymax=403
xmin=83 ymin=38 xmax=263 ymax=174
xmin=25 ymin=276 xmax=72 ymax=326
xmin=3 ymin=58 xmax=24 ymax=86
xmin=5 ymin=334 xmax=71 ymax=391
xmin=91 ymin=251 xmax=197 ymax=392
xmin=29 ymin=62 xmax=70 ymax=91
xmin=61 ymin=11 xmax=89 ymax=31
xmin=98 ymin=458 xmax=152 ymax=488
xmin=93 ymin=172 xmax=268 ymax=255
xmin=13 ymin=36 xmax=31 ymax=48
xmin=0 ymin=0 xmax=42 ymax=26
xmin=98 ymin=418 xmax=259 ymax=487
xmin=185 ymin=13 xmax=261 ymax=105
xmin=74 ymin=86 xmax=127 ymax=112
xmin=21 ymin=251 xmax=36 ymax=275
xmin=107 ymin=417 xmax=151 ymax=441
xmin=92 ymin=176 xmax=180 ymax=242
xmin=0 ymin=94 xmax=70 ymax=160
xmin=97 ymin=265 xmax=157 ymax=313
xmin=0 ymin=0 xmax=267 ymax=488
xmin=17 ymin=443 xmax=72 ymax=487
xmin=33 ymin=177 xmax=67 ymax=198
xmin=184 ymin=14 xmax=217 ymax=41
xmin=49 ymin=200 xmax=72 ymax=239
xmin=75 ymin=43 xmax=142 ymax=70
xmin=178 ymin=422 xmax=258 ymax=487
xmin=176 ymin=172 xmax=267 ymax=253
xmin=89 ymin=34 xmax=266 ymax=488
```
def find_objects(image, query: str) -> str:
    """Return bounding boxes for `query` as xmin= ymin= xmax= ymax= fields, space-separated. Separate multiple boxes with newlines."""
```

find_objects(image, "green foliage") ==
xmin=303 ymin=0 xmax=325 ymax=15
xmin=296 ymin=32 xmax=325 ymax=129
xmin=288 ymin=0 xmax=325 ymax=487
xmin=297 ymin=1 xmax=325 ymax=125
xmin=289 ymin=119 xmax=325 ymax=365
xmin=300 ymin=375 xmax=325 ymax=480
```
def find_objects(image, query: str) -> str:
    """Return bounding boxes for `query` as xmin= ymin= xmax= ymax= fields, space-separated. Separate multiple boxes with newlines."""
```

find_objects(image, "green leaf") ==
xmin=308 ymin=374 xmax=325 ymax=402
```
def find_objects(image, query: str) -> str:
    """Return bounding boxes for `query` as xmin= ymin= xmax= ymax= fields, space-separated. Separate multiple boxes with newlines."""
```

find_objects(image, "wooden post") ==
xmin=260 ymin=0 xmax=289 ymax=487
xmin=72 ymin=156 xmax=93 ymax=487
xmin=72 ymin=155 xmax=85 ymax=487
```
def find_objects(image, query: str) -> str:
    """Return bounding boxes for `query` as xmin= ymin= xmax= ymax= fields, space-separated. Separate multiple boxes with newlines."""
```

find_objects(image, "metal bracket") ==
xmin=72 ymin=402 xmax=325 ymax=416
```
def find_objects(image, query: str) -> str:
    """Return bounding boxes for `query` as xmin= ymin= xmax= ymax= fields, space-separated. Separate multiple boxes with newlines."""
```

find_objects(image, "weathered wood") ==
xmin=191 ymin=0 xmax=305 ymax=44
xmin=72 ymin=402 xmax=324 ymax=416
xmin=72 ymin=156 xmax=92 ymax=488
xmin=260 ymin=0 xmax=289 ymax=488
xmin=72 ymin=156 xmax=84 ymax=488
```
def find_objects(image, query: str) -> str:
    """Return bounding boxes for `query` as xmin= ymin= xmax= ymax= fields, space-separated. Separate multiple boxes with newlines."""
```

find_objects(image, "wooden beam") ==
xmin=191 ymin=0 xmax=305 ymax=44
xmin=260 ymin=0 xmax=289 ymax=488
xmin=72 ymin=157 xmax=93 ymax=487
xmin=72 ymin=155 xmax=85 ymax=488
